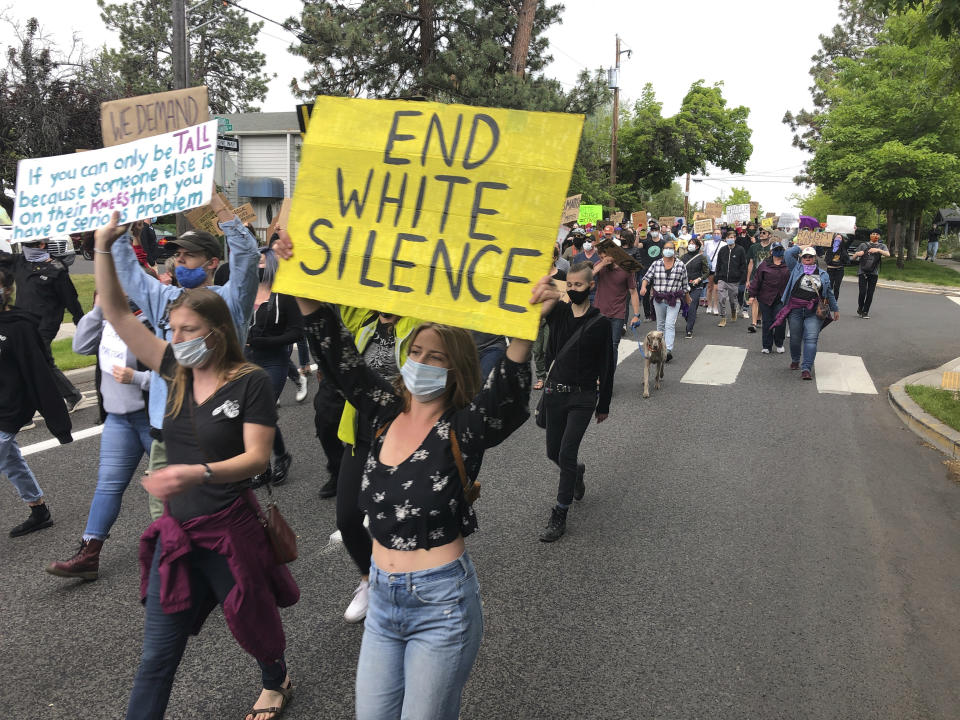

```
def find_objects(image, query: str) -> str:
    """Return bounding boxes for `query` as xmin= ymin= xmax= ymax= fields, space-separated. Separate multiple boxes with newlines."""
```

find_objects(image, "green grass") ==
xmin=71 ymin=273 xmax=96 ymax=312
xmin=51 ymin=337 xmax=96 ymax=370
xmin=845 ymin=259 xmax=960 ymax=286
xmin=906 ymin=385 xmax=960 ymax=433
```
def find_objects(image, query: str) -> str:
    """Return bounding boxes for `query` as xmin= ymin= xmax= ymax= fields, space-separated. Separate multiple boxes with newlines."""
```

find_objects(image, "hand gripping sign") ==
xmin=273 ymin=97 xmax=583 ymax=340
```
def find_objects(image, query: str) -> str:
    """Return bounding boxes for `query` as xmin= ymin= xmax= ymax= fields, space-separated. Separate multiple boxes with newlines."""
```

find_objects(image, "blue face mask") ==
xmin=726 ymin=238 xmax=735 ymax=246
xmin=663 ymin=248 xmax=675 ymax=258
xmin=400 ymin=357 xmax=449 ymax=402
xmin=172 ymin=332 xmax=213 ymax=368
xmin=23 ymin=247 xmax=50 ymax=262
xmin=175 ymin=265 xmax=209 ymax=289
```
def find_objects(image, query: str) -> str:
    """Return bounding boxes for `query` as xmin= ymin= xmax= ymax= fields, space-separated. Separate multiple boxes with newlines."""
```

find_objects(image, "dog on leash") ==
xmin=642 ymin=330 xmax=666 ymax=399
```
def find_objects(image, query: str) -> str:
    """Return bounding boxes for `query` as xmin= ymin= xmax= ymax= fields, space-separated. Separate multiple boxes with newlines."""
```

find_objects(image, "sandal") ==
xmin=244 ymin=680 xmax=293 ymax=720
xmin=533 ymin=379 xmax=544 ymax=390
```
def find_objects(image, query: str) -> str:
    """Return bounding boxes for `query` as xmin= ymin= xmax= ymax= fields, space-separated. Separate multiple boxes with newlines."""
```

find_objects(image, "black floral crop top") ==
xmin=303 ymin=304 xmax=531 ymax=551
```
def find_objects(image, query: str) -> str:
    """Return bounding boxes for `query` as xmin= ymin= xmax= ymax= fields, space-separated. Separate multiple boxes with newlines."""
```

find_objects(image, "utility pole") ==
xmin=684 ymin=172 xmax=690 ymax=222
xmin=172 ymin=0 xmax=188 ymax=90
xmin=610 ymin=35 xmax=620 ymax=189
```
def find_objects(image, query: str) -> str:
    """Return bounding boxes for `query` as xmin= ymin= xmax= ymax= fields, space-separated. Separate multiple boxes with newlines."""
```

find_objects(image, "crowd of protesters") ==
xmin=0 ymin=200 xmax=895 ymax=719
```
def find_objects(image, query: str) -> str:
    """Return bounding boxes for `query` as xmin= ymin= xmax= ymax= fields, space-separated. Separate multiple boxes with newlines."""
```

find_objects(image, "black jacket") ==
xmin=824 ymin=244 xmax=849 ymax=269
xmin=246 ymin=292 xmax=304 ymax=349
xmin=3 ymin=252 xmax=84 ymax=343
xmin=544 ymin=303 xmax=614 ymax=415
xmin=140 ymin=225 xmax=159 ymax=266
xmin=714 ymin=244 xmax=748 ymax=284
xmin=0 ymin=307 xmax=72 ymax=441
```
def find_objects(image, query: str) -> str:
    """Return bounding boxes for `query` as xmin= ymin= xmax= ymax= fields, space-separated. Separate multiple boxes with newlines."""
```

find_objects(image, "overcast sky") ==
xmin=11 ymin=0 xmax=841 ymax=213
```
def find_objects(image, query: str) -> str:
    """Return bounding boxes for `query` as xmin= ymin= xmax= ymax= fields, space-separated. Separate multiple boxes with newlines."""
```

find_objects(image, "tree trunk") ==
xmin=906 ymin=212 xmax=918 ymax=261
xmin=419 ymin=0 xmax=436 ymax=71
xmin=510 ymin=0 xmax=538 ymax=77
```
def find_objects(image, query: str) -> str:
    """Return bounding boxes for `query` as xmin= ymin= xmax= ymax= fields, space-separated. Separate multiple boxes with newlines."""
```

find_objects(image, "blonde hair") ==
xmin=165 ymin=288 xmax=258 ymax=418
xmin=397 ymin=323 xmax=482 ymax=411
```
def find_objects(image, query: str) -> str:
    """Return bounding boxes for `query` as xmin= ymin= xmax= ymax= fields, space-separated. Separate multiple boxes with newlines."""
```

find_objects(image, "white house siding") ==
xmin=236 ymin=135 xmax=291 ymax=200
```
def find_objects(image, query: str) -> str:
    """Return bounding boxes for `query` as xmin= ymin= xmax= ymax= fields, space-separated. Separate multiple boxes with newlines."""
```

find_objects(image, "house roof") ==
xmin=935 ymin=207 xmax=960 ymax=223
xmin=221 ymin=112 xmax=300 ymax=134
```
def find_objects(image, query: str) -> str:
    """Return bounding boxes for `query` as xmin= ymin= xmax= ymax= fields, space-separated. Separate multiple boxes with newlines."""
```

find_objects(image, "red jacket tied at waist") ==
xmin=138 ymin=491 xmax=300 ymax=663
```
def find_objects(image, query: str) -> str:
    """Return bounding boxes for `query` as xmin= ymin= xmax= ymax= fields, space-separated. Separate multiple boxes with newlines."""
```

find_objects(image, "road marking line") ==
xmin=680 ymin=344 xmax=748 ymax=386
xmin=948 ymin=296 xmax=960 ymax=307
xmin=617 ymin=338 xmax=638 ymax=366
xmin=21 ymin=424 xmax=104 ymax=457
xmin=814 ymin=352 xmax=878 ymax=395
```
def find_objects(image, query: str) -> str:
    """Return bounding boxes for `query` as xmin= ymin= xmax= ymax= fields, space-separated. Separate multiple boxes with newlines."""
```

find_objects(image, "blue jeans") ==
xmin=0 ymin=430 xmax=43 ymax=504
xmin=927 ymin=241 xmax=939 ymax=261
xmin=356 ymin=554 xmax=483 ymax=720
xmin=654 ymin=300 xmax=682 ymax=351
xmin=787 ymin=307 xmax=823 ymax=372
xmin=245 ymin=347 xmax=287 ymax=457
xmin=126 ymin=545 xmax=287 ymax=719
xmin=477 ymin=343 xmax=506 ymax=380
xmin=84 ymin=410 xmax=153 ymax=540
xmin=685 ymin=286 xmax=703 ymax=333
xmin=606 ymin=315 xmax=625 ymax=352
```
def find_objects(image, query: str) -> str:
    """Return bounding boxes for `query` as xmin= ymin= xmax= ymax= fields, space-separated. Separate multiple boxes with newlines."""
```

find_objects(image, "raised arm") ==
xmin=95 ymin=212 xmax=168 ymax=373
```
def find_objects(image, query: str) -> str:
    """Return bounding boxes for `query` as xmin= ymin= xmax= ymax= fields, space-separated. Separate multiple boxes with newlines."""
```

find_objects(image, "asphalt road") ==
xmin=4 ymin=280 xmax=960 ymax=719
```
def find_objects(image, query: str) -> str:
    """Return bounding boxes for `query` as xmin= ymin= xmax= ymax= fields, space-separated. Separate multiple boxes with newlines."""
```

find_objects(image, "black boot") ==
xmin=271 ymin=452 xmax=293 ymax=486
xmin=539 ymin=505 xmax=568 ymax=543
xmin=10 ymin=502 xmax=53 ymax=538
xmin=318 ymin=475 xmax=338 ymax=499
xmin=573 ymin=463 xmax=586 ymax=501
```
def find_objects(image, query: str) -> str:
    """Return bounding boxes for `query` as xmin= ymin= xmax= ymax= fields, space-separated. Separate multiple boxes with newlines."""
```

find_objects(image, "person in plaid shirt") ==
xmin=639 ymin=239 xmax=691 ymax=362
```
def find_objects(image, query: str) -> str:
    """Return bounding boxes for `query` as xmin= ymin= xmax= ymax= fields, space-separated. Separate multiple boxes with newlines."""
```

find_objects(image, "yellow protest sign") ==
xmin=275 ymin=97 xmax=583 ymax=340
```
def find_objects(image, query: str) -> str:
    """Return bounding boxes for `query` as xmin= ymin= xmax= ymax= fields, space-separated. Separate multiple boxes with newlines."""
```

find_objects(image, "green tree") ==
xmin=643 ymin=182 xmax=685 ymax=220
xmin=805 ymin=13 xmax=960 ymax=264
xmin=787 ymin=187 xmax=880 ymax=227
xmin=0 ymin=17 xmax=113 ymax=213
xmin=98 ymin=0 xmax=271 ymax=112
xmin=866 ymin=0 xmax=960 ymax=37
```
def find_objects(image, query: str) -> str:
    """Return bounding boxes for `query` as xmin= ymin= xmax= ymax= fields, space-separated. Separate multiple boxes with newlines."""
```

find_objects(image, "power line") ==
xmin=218 ymin=0 xmax=316 ymax=43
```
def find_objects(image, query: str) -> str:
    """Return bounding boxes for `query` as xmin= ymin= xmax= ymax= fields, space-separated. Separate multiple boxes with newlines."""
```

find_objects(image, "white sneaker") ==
xmin=344 ymin=579 xmax=370 ymax=623
xmin=761 ymin=348 xmax=770 ymax=354
xmin=775 ymin=345 xmax=785 ymax=354
xmin=742 ymin=309 xmax=750 ymax=319
xmin=295 ymin=372 xmax=308 ymax=403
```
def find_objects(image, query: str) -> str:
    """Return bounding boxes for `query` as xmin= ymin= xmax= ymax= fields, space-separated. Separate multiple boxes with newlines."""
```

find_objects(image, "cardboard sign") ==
xmin=578 ymin=204 xmax=602 ymax=225
xmin=274 ymin=97 xmax=584 ymax=340
xmin=610 ymin=211 xmax=624 ymax=224
xmin=795 ymin=229 xmax=835 ymax=247
xmin=12 ymin=121 xmax=217 ymax=240
xmin=595 ymin=238 xmax=643 ymax=273
xmin=826 ymin=215 xmax=856 ymax=234
xmin=726 ymin=203 xmax=751 ymax=223
xmin=561 ymin=194 xmax=582 ymax=224
xmin=693 ymin=218 xmax=714 ymax=235
xmin=765 ymin=212 xmax=776 ymax=218
xmin=265 ymin=198 xmax=292 ymax=242
xmin=658 ymin=216 xmax=675 ymax=228
xmin=184 ymin=193 xmax=255 ymax=235
xmin=692 ymin=211 xmax=708 ymax=221
xmin=101 ymin=87 xmax=210 ymax=147
xmin=705 ymin=202 xmax=723 ymax=218
xmin=749 ymin=201 xmax=759 ymax=220
xmin=631 ymin=210 xmax=646 ymax=227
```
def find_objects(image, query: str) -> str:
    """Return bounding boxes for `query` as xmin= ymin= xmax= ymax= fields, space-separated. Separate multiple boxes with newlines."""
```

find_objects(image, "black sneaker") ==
xmin=747 ymin=324 xmax=757 ymax=333
xmin=573 ymin=463 xmax=586 ymax=501
xmin=684 ymin=331 xmax=693 ymax=339
xmin=539 ymin=506 xmax=568 ymax=543
xmin=249 ymin=467 xmax=273 ymax=489
xmin=318 ymin=476 xmax=338 ymax=499
xmin=666 ymin=351 xmax=673 ymax=363
xmin=10 ymin=503 xmax=53 ymax=538
xmin=271 ymin=452 xmax=293 ymax=486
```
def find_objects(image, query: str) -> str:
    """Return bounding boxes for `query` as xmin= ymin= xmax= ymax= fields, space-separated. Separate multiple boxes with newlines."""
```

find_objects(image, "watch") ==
xmin=201 ymin=463 xmax=214 ymax=484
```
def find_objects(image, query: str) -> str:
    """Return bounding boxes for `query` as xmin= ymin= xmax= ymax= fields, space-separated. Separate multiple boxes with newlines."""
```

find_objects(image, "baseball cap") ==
xmin=801 ymin=247 xmax=817 ymax=257
xmin=167 ymin=231 xmax=223 ymax=259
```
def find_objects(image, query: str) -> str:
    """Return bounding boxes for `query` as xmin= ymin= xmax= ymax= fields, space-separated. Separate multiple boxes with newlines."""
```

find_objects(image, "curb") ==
xmin=888 ymin=372 xmax=960 ymax=459
xmin=65 ymin=365 xmax=96 ymax=384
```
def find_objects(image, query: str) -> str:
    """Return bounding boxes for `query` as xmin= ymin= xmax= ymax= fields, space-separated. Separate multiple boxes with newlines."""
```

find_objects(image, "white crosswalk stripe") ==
xmin=680 ymin=344 xmax=748 ymax=386
xmin=813 ymin=352 xmax=878 ymax=395
xmin=947 ymin=295 xmax=960 ymax=308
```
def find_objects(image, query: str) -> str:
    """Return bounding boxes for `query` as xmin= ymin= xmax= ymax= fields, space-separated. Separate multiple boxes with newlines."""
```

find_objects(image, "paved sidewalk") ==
xmin=889 ymin=357 xmax=960 ymax=459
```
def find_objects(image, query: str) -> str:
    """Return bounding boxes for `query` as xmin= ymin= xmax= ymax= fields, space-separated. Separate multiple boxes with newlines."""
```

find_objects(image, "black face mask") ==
xmin=567 ymin=287 xmax=590 ymax=305
xmin=257 ymin=267 xmax=266 ymax=282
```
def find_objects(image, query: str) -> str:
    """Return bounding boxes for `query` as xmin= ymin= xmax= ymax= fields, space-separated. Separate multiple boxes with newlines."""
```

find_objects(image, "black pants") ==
xmin=337 ymin=442 xmax=373 ymax=574
xmin=313 ymin=380 xmax=345 ymax=479
xmin=544 ymin=389 xmax=597 ymax=507
xmin=40 ymin=335 xmax=81 ymax=403
xmin=758 ymin=300 xmax=786 ymax=351
xmin=858 ymin=274 xmax=879 ymax=314
xmin=826 ymin=267 xmax=845 ymax=301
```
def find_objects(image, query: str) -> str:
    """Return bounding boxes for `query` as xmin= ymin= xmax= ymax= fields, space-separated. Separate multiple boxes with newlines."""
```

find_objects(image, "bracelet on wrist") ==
xmin=93 ymin=248 xmax=112 ymax=255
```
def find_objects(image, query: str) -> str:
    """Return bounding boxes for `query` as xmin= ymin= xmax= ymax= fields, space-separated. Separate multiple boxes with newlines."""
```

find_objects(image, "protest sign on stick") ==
xmin=101 ymin=87 xmax=210 ymax=147
xmin=561 ymin=194 xmax=582 ymax=224
xmin=826 ymin=215 xmax=856 ymax=234
xmin=631 ymin=210 xmax=647 ymax=227
xmin=749 ymin=201 xmax=760 ymax=219
xmin=705 ymin=202 xmax=723 ymax=218
xmin=726 ymin=203 xmax=751 ymax=223
xmin=185 ymin=193 xmax=256 ymax=235
xmin=273 ymin=97 xmax=584 ymax=340
xmin=693 ymin=218 xmax=714 ymax=235
xmin=12 ymin=121 xmax=218 ymax=241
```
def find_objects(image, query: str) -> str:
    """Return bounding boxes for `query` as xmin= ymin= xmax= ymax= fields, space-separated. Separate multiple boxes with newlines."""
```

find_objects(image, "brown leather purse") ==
xmin=245 ymin=488 xmax=298 ymax=564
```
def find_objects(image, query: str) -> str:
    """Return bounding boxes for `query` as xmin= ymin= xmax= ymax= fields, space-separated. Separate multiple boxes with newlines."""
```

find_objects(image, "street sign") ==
xmin=216 ymin=134 xmax=239 ymax=152
xmin=214 ymin=116 xmax=233 ymax=132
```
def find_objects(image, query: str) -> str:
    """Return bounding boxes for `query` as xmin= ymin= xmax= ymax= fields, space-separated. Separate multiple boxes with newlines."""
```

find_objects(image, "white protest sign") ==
xmin=12 ymin=121 xmax=217 ymax=241
xmin=826 ymin=215 xmax=856 ymax=234
xmin=726 ymin=203 xmax=751 ymax=223
xmin=777 ymin=209 xmax=799 ymax=228
xmin=98 ymin=321 xmax=129 ymax=373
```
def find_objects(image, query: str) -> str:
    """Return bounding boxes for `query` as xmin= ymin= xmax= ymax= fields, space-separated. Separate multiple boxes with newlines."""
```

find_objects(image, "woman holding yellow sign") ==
xmin=275 ymin=230 xmax=558 ymax=720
